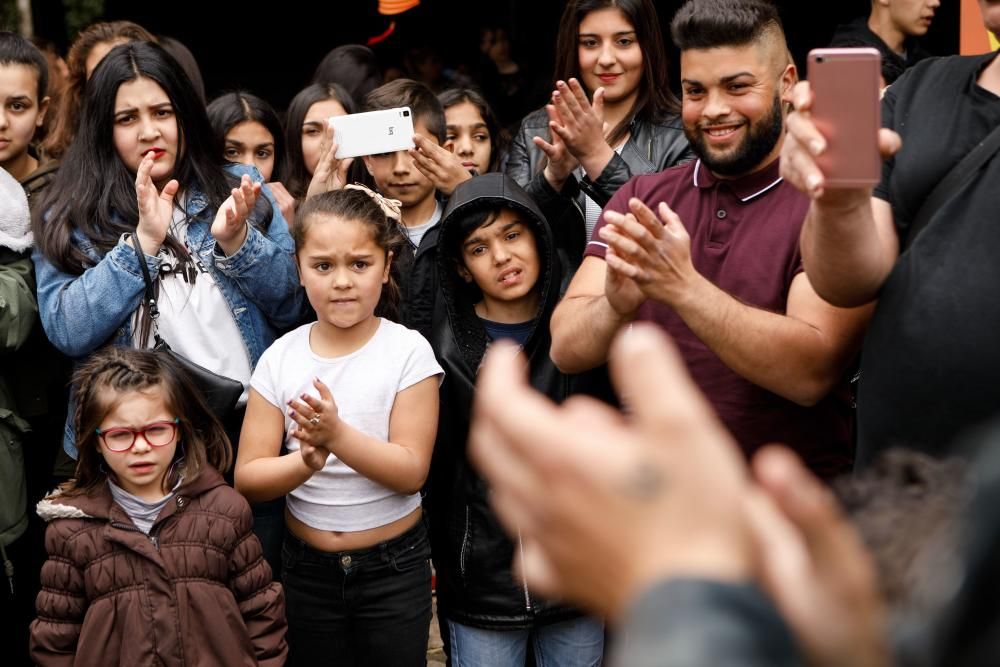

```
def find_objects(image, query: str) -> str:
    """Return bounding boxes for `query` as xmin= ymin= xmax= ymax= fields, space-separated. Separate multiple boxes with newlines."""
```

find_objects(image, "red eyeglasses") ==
xmin=95 ymin=418 xmax=179 ymax=452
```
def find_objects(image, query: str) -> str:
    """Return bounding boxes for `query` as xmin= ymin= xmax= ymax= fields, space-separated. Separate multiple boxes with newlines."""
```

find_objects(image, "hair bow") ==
xmin=345 ymin=183 xmax=403 ymax=222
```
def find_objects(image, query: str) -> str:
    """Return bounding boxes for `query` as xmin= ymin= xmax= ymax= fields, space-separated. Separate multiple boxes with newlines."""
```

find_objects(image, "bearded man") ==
xmin=550 ymin=0 xmax=872 ymax=479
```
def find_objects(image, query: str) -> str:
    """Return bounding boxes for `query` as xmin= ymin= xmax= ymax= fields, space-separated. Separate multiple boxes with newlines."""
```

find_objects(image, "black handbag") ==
xmin=130 ymin=234 xmax=243 ymax=421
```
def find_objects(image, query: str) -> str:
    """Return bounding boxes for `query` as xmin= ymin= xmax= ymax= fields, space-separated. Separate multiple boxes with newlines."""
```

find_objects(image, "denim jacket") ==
xmin=32 ymin=164 xmax=304 ymax=454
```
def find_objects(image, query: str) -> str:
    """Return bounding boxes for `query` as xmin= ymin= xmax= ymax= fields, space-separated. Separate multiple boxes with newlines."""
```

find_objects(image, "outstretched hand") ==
xmin=306 ymin=123 xmax=354 ymax=200
xmin=411 ymin=133 xmax=473 ymax=196
xmin=746 ymin=446 xmax=889 ymax=667
xmin=134 ymin=151 xmax=179 ymax=255
xmin=469 ymin=324 xmax=753 ymax=620
xmin=782 ymin=81 xmax=901 ymax=202
xmin=212 ymin=174 xmax=260 ymax=255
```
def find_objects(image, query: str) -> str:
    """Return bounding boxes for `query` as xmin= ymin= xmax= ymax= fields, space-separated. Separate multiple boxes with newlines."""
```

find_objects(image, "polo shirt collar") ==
xmin=692 ymin=157 xmax=784 ymax=202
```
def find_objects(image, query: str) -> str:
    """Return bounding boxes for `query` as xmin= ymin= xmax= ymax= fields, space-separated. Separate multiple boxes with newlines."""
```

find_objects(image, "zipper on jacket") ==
xmin=111 ymin=521 xmax=160 ymax=551
xmin=516 ymin=527 xmax=533 ymax=613
xmin=459 ymin=506 xmax=471 ymax=577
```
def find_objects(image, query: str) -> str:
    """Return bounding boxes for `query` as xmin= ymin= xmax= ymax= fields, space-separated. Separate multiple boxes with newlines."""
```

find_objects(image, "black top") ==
xmin=858 ymin=53 xmax=1000 ymax=468
xmin=829 ymin=16 xmax=932 ymax=85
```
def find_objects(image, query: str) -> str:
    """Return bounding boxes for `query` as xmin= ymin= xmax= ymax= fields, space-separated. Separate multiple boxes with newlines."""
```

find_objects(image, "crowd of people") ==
xmin=2 ymin=0 xmax=998 ymax=665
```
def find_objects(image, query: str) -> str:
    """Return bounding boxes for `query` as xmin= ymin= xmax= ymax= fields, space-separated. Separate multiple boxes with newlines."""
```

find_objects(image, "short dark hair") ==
xmin=671 ymin=0 xmax=785 ymax=51
xmin=208 ymin=90 xmax=288 ymax=182
xmin=364 ymin=79 xmax=446 ymax=145
xmin=312 ymin=44 xmax=383 ymax=106
xmin=0 ymin=31 xmax=49 ymax=99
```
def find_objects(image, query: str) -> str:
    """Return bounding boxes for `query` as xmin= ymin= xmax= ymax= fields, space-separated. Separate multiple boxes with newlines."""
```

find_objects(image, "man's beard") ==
xmin=685 ymin=94 xmax=784 ymax=177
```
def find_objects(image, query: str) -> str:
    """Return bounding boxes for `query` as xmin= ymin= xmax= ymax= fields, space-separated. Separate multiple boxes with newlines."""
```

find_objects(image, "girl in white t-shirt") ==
xmin=235 ymin=186 xmax=443 ymax=667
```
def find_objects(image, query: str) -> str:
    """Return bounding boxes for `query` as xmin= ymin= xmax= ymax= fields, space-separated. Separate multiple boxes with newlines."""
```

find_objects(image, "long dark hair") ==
xmin=293 ymin=188 xmax=406 ymax=321
xmin=553 ymin=0 xmax=680 ymax=147
xmin=63 ymin=346 xmax=233 ymax=498
xmin=285 ymin=83 xmax=356 ymax=199
xmin=35 ymin=41 xmax=255 ymax=276
xmin=438 ymin=87 xmax=507 ymax=173
xmin=41 ymin=20 xmax=155 ymax=160
xmin=208 ymin=90 xmax=288 ymax=183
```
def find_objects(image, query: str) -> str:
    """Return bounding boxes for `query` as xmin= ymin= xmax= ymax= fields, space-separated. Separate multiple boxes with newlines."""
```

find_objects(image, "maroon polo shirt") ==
xmin=586 ymin=158 xmax=852 ymax=478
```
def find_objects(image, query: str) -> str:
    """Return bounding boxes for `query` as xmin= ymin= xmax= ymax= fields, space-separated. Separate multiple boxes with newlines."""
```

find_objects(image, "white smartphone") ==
xmin=329 ymin=107 xmax=415 ymax=159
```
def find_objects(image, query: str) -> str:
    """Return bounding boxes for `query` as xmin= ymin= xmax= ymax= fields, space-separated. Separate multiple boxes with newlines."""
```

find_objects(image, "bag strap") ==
xmin=129 ymin=233 xmax=159 ymax=319
xmin=903 ymin=123 xmax=1000 ymax=251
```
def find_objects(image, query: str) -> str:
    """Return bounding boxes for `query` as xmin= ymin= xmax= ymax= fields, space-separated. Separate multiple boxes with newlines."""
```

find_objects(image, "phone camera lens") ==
xmin=816 ymin=56 xmax=824 ymax=64
xmin=403 ymin=109 xmax=410 ymax=117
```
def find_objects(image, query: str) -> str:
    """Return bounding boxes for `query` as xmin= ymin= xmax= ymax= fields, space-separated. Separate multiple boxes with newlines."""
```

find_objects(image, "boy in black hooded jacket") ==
xmin=426 ymin=173 xmax=604 ymax=665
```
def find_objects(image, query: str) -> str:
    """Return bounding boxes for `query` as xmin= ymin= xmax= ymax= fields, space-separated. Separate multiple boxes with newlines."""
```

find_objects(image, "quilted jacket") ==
xmin=29 ymin=467 xmax=287 ymax=666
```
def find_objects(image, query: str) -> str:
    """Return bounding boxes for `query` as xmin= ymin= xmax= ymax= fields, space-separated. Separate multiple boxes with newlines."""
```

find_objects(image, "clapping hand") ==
xmin=212 ymin=174 xmax=260 ymax=256
xmin=134 ymin=151 xmax=180 ymax=255
xmin=287 ymin=378 xmax=342 ymax=471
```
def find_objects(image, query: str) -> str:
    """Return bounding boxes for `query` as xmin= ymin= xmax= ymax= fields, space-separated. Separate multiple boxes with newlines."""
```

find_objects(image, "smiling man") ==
xmin=550 ymin=0 xmax=872 ymax=479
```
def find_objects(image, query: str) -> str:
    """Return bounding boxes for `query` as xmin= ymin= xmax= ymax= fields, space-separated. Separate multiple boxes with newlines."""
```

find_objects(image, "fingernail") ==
xmin=810 ymin=140 xmax=824 ymax=155
xmin=807 ymin=174 xmax=822 ymax=190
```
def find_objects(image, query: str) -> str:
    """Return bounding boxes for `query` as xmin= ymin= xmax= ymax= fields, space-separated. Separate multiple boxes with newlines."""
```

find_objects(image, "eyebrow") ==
xmin=6 ymin=94 xmax=32 ymax=104
xmin=446 ymin=122 xmax=489 ymax=130
xmin=302 ymin=120 xmax=325 ymax=129
xmin=681 ymin=71 xmax=755 ymax=86
xmin=306 ymin=252 xmax=375 ymax=261
xmin=463 ymin=220 xmax=523 ymax=249
xmin=578 ymin=30 xmax=637 ymax=38
xmin=225 ymin=139 xmax=274 ymax=149
xmin=113 ymin=101 xmax=172 ymax=116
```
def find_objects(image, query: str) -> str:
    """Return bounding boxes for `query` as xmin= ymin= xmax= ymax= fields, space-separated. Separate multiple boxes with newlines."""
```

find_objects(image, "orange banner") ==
xmin=961 ymin=0 xmax=1000 ymax=53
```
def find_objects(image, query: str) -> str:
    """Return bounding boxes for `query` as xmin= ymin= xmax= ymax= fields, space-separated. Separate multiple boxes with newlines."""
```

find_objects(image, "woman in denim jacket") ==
xmin=31 ymin=41 xmax=303 ymax=459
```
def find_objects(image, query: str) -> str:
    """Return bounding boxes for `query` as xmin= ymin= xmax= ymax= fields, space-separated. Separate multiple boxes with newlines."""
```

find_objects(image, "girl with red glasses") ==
xmin=29 ymin=346 xmax=288 ymax=666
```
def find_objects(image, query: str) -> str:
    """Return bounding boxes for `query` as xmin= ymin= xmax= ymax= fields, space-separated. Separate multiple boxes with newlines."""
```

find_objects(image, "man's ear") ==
xmin=779 ymin=62 xmax=798 ymax=104
xmin=36 ymin=96 xmax=50 ymax=128
xmin=383 ymin=249 xmax=394 ymax=283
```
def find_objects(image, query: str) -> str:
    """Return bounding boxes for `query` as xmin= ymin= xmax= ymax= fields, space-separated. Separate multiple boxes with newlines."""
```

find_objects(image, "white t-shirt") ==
xmin=133 ymin=203 xmax=252 ymax=404
xmin=251 ymin=318 xmax=443 ymax=531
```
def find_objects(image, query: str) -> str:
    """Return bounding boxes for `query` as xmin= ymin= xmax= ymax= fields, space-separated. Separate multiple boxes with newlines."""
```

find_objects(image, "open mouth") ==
xmin=129 ymin=462 xmax=156 ymax=473
xmin=498 ymin=268 xmax=523 ymax=286
xmin=701 ymin=124 xmax=745 ymax=141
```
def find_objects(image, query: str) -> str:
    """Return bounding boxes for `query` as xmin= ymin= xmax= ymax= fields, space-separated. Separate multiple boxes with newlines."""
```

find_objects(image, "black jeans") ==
xmin=282 ymin=518 xmax=433 ymax=667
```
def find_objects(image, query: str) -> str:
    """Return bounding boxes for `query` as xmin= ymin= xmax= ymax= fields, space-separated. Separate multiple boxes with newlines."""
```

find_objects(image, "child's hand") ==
xmin=212 ymin=174 xmax=261 ymax=255
xmin=410 ymin=134 xmax=473 ymax=196
xmin=298 ymin=440 xmax=330 ymax=471
xmin=306 ymin=123 xmax=353 ymax=199
xmin=287 ymin=378 xmax=342 ymax=454
xmin=134 ymin=151 xmax=179 ymax=255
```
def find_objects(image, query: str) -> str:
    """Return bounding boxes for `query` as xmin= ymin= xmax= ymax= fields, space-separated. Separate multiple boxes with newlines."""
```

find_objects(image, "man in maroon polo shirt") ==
xmin=550 ymin=0 xmax=873 ymax=478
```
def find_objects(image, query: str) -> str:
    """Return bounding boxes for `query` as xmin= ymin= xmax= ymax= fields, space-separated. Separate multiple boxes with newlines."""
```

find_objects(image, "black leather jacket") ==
xmin=506 ymin=108 xmax=692 ymax=272
xmin=425 ymin=174 xmax=585 ymax=629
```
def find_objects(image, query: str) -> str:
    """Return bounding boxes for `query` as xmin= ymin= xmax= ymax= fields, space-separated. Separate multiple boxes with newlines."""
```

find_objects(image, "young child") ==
xmin=235 ymin=187 xmax=444 ymax=667
xmin=29 ymin=346 xmax=287 ymax=666
xmin=427 ymin=172 xmax=605 ymax=666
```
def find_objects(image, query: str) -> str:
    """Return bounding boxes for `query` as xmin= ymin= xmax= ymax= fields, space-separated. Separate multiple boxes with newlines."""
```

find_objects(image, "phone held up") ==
xmin=330 ymin=107 xmax=415 ymax=160
xmin=807 ymin=48 xmax=881 ymax=188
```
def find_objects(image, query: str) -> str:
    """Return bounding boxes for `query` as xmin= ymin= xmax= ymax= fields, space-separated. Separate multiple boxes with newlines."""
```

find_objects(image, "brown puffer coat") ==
xmin=29 ymin=467 xmax=287 ymax=666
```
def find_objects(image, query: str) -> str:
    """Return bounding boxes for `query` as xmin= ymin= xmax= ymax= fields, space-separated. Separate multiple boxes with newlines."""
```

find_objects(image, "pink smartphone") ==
xmin=807 ymin=48 xmax=881 ymax=188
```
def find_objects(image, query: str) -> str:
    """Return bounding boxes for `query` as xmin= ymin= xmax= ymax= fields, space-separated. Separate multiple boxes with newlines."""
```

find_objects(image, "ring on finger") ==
xmin=309 ymin=415 xmax=320 ymax=426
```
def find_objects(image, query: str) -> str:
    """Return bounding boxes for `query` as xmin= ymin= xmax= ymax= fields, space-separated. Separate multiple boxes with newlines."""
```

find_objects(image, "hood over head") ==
xmin=435 ymin=173 xmax=562 ymax=372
